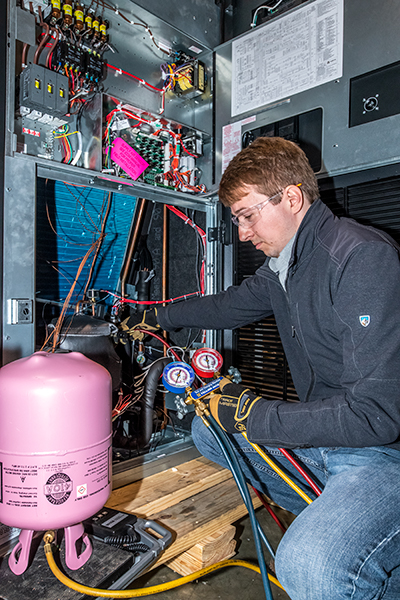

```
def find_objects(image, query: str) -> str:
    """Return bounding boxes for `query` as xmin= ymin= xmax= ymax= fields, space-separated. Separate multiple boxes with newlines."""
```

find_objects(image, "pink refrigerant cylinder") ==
xmin=0 ymin=351 xmax=112 ymax=574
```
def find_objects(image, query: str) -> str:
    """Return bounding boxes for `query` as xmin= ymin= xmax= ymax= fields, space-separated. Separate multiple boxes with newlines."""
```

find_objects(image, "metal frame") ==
xmin=3 ymin=0 xmax=221 ymax=364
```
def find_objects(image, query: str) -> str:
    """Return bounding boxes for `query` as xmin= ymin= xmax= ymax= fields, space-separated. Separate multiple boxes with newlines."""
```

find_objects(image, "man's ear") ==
xmin=286 ymin=184 xmax=305 ymax=214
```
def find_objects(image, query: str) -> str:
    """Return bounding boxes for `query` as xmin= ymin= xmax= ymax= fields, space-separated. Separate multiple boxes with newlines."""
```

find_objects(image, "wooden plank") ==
xmin=107 ymin=457 xmax=232 ymax=517
xmin=167 ymin=525 xmax=237 ymax=576
xmin=112 ymin=444 xmax=201 ymax=490
xmin=185 ymin=524 xmax=236 ymax=563
xmin=148 ymin=478 xmax=262 ymax=567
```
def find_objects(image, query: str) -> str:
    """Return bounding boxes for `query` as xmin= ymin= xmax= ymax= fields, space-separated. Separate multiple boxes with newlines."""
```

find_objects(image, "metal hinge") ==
xmin=207 ymin=220 xmax=231 ymax=245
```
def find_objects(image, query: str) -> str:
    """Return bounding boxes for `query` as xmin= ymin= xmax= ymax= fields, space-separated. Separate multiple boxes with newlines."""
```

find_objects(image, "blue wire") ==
xmin=205 ymin=415 xmax=275 ymax=600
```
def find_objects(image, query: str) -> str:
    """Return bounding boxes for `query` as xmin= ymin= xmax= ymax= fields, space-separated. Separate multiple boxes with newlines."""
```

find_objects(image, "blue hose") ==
xmin=205 ymin=415 xmax=275 ymax=600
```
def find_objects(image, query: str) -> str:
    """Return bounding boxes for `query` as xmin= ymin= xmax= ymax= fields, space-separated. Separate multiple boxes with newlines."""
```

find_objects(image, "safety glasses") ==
xmin=231 ymin=184 xmax=302 ymax=228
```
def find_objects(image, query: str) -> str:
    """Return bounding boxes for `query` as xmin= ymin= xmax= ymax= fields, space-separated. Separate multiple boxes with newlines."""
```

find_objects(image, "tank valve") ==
xmin=43 ymin=530 xmax=56 ymax=553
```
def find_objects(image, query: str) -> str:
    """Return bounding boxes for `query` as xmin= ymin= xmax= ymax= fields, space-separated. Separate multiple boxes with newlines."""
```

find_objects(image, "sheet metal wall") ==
xmin=215 ymin=0 xmax=400 ymax=181
xmin=217 ymin=0 xmax=400 ymax=383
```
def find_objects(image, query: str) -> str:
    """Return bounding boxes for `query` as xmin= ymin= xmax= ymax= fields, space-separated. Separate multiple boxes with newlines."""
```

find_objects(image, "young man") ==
xmin=156 ymin=137 xmax=400 ymax=599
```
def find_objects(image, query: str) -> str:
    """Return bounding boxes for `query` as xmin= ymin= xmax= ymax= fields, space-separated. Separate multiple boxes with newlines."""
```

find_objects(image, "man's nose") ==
xmin=238 ymin=225 xmax=253 ymax=242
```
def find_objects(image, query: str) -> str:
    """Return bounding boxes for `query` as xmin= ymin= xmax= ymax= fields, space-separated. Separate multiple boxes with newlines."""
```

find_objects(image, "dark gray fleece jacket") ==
xmin=158 ymin=200 xmax=400 ymax=450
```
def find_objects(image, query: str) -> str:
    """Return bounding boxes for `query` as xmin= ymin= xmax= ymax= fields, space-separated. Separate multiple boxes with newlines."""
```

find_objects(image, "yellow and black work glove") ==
xmin=209 ymin=378 xmax=263 ymax=434
xmin=121 ymin=308 xmax=160 ymax=342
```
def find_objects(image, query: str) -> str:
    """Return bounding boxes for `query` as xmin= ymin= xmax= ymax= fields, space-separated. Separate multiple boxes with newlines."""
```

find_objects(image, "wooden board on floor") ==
xmin=108 ymin=457 xmax=262 ymax=570
xmin=167 ymin=524 xmax=237 ymax=576
xmin=107 ymin=456 xmax=232 ymax=517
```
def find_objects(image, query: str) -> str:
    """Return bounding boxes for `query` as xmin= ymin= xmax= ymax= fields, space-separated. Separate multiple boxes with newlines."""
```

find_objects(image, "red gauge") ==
xmin=191 ymin=347 xmax=223 ymax=378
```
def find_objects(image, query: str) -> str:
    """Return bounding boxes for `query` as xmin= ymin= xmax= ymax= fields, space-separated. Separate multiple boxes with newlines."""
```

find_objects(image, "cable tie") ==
xmin=115 ymin=9 xmax=119 ymax=14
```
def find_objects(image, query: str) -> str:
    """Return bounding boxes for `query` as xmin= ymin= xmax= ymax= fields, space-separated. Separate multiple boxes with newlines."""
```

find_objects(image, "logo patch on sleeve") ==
xmin=359 ymin=315 xmax=370 ymax=327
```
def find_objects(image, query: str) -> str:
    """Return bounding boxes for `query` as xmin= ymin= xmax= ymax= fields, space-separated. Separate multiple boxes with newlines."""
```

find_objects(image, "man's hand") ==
xmin=121 ymin=308 xmax=160 ymax=341
xmin=209 ymin=378 xmax=263 ymax=434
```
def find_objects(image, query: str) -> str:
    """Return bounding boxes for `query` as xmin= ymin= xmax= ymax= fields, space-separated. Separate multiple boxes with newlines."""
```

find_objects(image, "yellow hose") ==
xmin=44 ymin=536 xmax=284 ymax=596
xmin=241 ymin=432 xmax=313 ymax=505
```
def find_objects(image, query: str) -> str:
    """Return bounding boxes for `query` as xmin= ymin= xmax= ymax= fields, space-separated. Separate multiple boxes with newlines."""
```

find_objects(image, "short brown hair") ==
xmin=219 ymin=137 xmax=320 ymax=207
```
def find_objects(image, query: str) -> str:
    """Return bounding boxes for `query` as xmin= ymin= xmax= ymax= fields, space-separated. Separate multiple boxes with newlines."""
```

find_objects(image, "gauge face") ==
xmin=162 ymin=362 xmax=195 ymax=393
xmin=191 ymin=348 xmax=223 ymax=378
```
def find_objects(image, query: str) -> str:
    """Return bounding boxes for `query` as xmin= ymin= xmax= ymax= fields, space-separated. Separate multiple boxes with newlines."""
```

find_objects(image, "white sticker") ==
xmin=188 ymin=45 xmax=202 ymax=55
xmin=112 ymin=118 xmax=130 ymax=131
xmin=77 ymin=483 xmax=88 ymax=498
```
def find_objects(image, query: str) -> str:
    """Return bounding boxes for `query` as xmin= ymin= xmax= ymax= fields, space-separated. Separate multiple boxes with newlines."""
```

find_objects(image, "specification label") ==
xmin=231 ymin=0 xmax=343 ymax=116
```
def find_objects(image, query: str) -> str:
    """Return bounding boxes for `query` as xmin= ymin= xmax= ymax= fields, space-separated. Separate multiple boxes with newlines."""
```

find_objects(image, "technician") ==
xmin=155 ymin=137 xmax=400 ymax=599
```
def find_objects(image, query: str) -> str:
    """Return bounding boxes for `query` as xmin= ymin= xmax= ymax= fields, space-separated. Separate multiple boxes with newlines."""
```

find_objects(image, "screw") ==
xmin=89 ymin=179 xmax=94 ymax=185
xmin=117 ymin=184 xmax=123 ymax=190
xmin=6 ymin=187 xmax=12 ymax=192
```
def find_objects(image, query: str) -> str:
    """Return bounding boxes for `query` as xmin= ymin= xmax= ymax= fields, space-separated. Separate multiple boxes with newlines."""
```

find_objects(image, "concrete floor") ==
xmin=134 ymin=505 xmax=294 ymax=600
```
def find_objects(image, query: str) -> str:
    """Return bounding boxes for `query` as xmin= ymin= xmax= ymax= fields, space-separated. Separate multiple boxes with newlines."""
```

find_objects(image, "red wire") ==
xmin=278 ymin=447 xmax=322 ymax=496
xmin=252 ymin=487 xmax=287 ymax=533
xmin=107 ymin=63 xmax=163 ymax=93
xmin=103 ymin=290 xmax=201 ymax=305
xmin=135 ymin=329 xmax=181 ymax=361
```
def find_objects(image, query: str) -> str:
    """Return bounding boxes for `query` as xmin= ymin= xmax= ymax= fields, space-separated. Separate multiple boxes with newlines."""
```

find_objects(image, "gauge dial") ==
xmin=191 ymin=348 xmax=223 ymax=378
xmin=162 ymin=361 xmax=195 ymax=393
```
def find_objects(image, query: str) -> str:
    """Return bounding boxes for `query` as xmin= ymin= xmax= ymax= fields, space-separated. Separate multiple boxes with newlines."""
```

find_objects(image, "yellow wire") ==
xmin=54 ymin=131 xmax=80 ymax=138
xmin=241 ymin=432 xmax=313 ymax=505
xmin=44 ymin=540 xmax=284 ymax=596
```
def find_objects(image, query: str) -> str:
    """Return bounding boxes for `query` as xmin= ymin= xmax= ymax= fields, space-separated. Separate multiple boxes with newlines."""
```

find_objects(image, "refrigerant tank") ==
xmin=0 ymin=351 xmax=112 ymax=531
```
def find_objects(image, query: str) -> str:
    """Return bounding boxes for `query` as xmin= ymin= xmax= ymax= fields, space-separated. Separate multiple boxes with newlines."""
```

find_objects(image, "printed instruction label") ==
xmin=231 ymin=0 xmax=343 ymax=116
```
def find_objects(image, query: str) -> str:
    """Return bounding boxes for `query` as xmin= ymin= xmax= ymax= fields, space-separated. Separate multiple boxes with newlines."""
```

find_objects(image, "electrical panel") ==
xmin=13 ymin=0 xmax=213 ymax=195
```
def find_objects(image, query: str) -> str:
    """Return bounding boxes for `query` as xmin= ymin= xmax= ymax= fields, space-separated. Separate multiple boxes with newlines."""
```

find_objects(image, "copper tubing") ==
xmin=45 ymin=27 xmax=60 ymax=68
xmin=83 ymin=191 xmax=112 ymax=299
xmin=22 ymin=43 xmax=29 ymax=67
xmin=34 ymin=7 xmax=51 ymax=64
xmin=121 ymin=198 xmax=147 ymax=298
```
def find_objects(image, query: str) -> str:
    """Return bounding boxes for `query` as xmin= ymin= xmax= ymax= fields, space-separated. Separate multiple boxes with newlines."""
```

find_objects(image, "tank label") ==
xmin=44 ymin=473 xmax=73 ymax=505
xmin=2 ymin=463 xmax=38 ymax=508
xmin=77 ymin=483 xmax=87 ymax=498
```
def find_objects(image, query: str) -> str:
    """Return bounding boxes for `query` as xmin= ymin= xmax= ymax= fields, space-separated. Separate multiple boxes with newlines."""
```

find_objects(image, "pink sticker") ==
xmin=110 ymin=137 xmax=149 ymax=180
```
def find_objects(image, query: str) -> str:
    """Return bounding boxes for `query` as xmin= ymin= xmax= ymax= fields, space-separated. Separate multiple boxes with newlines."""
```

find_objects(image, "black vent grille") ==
xmin=347 ymin=177 xmax=400 ymax=244
xmin=237 ymin=318 xmax=298 ymax=401
xmin=319 ymin=187 xmax=346 ymax=217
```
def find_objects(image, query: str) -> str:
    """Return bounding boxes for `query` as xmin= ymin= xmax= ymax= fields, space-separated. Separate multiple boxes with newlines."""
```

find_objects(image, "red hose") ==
xmin=278 ymin=448 xmax=322 ymax=496
xmin=252 ymin=487 xmax=287 ymax=533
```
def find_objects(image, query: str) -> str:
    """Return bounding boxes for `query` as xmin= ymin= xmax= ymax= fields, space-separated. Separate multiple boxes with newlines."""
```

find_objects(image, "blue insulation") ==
xmin=36 ymin=179 xmax=136 ymax=304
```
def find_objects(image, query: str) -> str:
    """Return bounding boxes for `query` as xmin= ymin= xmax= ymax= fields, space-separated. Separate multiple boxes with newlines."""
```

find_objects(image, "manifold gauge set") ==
xmin=162 ymin=348 xmax=223 ymax=393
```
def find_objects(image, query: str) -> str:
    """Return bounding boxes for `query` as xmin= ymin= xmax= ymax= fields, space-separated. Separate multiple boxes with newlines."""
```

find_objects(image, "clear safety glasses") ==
xmin=231 ymin=189 xmax=283 ymax=228
xmin=230 ymin=184 xmax=302 ymax=229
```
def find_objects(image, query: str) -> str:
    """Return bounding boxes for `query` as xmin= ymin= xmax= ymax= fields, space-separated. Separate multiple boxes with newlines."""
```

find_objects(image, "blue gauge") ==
xmin=162 ymin=362 xmax=195 ymax=393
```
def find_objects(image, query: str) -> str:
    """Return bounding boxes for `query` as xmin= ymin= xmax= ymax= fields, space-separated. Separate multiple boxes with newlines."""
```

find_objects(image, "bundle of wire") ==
xmin=160 ymin=61 xmax=194 ymax=94
xmin=103 ymin=103 xmax=206 ymax=193
xmin=54 ymin=125 xmax=83 ymax=165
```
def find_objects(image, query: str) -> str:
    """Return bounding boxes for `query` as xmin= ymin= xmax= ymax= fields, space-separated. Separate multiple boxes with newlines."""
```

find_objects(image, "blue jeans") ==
xmin=192 ymin=416 xmax=400 ymax=600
